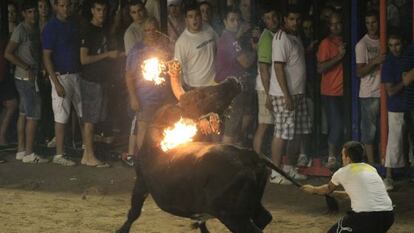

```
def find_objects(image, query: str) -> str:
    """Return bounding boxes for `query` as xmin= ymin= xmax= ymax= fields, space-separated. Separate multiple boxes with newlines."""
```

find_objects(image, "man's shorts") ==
xmin=80 ymin=79 xmax=107 ymax=124
xmin=360 ymin=98 xmax=379 ymax=144
xmin=257 ymin=90 xmax=274 ymax=124
xmin=271 ymin=94 xmax=311 ymax=140
xmin=328 ymin=211 xmax=394 ymax=233
xmin=385 ymin=112 xmax=406 ymax=168
xmin=50 ymin=73 xmax=82 ymax=124
xmin=15 ymin=78 xmax=41 ymax=120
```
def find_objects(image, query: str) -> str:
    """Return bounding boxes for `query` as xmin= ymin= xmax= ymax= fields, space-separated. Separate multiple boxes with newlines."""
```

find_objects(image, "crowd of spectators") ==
xmin=0 ymin=0 xmax=413 ymax=189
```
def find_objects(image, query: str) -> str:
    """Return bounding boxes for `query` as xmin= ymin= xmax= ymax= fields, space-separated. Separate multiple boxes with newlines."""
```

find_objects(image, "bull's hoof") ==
xmin=253 ymin=209 xmax=272 ymax=230
xmin=115 ymin=225 xmax=130 ymax=233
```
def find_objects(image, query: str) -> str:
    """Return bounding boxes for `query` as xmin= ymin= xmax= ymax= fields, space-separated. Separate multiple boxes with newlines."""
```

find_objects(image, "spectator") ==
xmin=381 ymin=32 xmax=407 ymax=190
xmin=38 ymin=0 xmax=51 ymax=32
xmin=317 ymin=12 xmax=346 ymax=168
xmin=355 ymin=11 xmax=385 ymax=164
xmin=79 ymin=0 xmax=120 ymax=167
xmin=4 ymin=0 xmax=48 ymax=163
xmin=124 ymin=0 xmax=147 ymax=55
xmin=253 ymin=6 xmax=279 ymax=154
xmin=199 ymin=1 xmax=222 ymax=35
xmin=126 ymin=17 xmax=174 ymax=156
xmin=269 ymin=6 xmax=310 ymax=184
xmin=8 ymin=1 xmax=18 ymax=35
xmin=42 ymin=0 xmax=81 ymax=166
xmin=215 ymin=6 xmax=256 ymax=144
xmin=174 ymin=3 xmax=218 ymax=89
xmin=0 ymin=5 xmax=18 ymax=146
xmin=145 ymin=0 xmax=160 ymax=23
xmin=167 ymin=0 xmax=185 ymax=47
xmin=302 ymin=141 xmax=394 ymax=233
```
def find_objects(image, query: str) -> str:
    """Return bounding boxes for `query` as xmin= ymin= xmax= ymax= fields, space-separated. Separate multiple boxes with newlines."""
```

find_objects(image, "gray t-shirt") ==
xmin=10 ymin=22 xmax=41 ymax=78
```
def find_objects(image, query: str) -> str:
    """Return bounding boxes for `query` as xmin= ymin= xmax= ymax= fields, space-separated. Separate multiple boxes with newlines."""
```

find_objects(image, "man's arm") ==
xmin=384 ymin=82 xmax=405 ymax=96
xmin=403 ymin=68 xmax=414 ymax=87
xmin=168 ymin=60 xmax=185 ymax=100
xmin=43 ymin=49 xmax=65 ymax=97
xmin=274 ymin=62 xmax=293 ymax=110
xmin=80 ymin=47 xmax=118 ymax=65
xmin=125 ymin=69 xmax=139 ymax=111
xmin=302 ymin=181 xmax=339 ymax=195
xmin=317 ymin=44 xmax=346 ymax=74
xmin=356 ymin=54 xmax=385 ymax=77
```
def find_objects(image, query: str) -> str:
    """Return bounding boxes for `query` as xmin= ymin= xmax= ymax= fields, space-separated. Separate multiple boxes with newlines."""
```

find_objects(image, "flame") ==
xmin=142 ymin=57 xmax=165 ymax=85
xmin=160 ymin=118 xmax=198 ymax=152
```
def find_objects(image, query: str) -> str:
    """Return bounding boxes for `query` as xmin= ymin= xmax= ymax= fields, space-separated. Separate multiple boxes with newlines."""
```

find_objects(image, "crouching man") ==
xmin=302 ymin=141 xmax=394 ymax=233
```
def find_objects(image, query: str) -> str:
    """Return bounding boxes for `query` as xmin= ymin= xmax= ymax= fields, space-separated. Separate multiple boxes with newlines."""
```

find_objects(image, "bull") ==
xmin=117 ymin=78 xmax=289 ymax=233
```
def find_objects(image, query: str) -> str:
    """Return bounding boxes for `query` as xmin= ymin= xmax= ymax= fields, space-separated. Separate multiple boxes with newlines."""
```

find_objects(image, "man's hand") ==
xmin=167 ymin=60 xmax=181 ymax=77
xmin=301 ymin=184 xmax=316 ymax=194
xmin=55 ymin=81 xmax=66 ymax=97
xmin=372 ymin=54 xmax=386 ymax=65
xmin=129 ymin=97 xmax=139 ymax=112
xmin=403 ymin=71 xmax=414 ymax=86
xmin=198 ymin=113 xmax=220 ymax=135
xmin=285 ymin=95 xmax=294 ymax=111
xmin=338 ymin=43 xmax=346 ymax=58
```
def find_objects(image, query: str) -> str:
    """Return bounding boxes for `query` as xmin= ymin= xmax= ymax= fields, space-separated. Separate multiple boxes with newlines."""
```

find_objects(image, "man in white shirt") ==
xmin=355 ymin=11 xmax=385 ymax=164
xmin=174 ymin=3 xmax=218 ymax=89
xmin=269 ymin=6 xmax=310 ymax=184
xmin=302 ymin=141 xmax=394 ymax=233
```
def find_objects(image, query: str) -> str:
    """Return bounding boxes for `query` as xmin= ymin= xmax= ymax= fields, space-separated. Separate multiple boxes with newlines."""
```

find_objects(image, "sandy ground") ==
xmin=0 ymin=152 xmax=413 ymax=233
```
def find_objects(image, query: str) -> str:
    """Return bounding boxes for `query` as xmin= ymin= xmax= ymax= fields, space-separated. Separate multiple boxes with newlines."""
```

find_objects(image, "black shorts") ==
xmin=328 ymin=211 xmax=394 ymax=233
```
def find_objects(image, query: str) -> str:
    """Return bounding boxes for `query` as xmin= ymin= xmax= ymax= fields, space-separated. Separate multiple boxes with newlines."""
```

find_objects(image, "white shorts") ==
xmin=50 ymin=73 xmax=82 ymax=124
xmin=385 ymin=112 xmax=405 ymax=168
xmin=257 ymin=90 xmax=274 ymax=124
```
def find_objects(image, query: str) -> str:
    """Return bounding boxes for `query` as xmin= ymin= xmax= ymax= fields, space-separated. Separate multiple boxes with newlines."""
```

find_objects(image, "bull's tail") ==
xmin=258 ymin=153 xmax=339 ymax=212
xmin=258 ymin=153 xmax=302 ymax=187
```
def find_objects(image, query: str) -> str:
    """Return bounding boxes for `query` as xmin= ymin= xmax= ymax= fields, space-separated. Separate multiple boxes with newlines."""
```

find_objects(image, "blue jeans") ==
xmin=360 ymin=98 xmax=380 ymax=144
xmin=322 ymin=95 xmax=344 ymax=146
xmin=15 ymin=79 xmax=41 ymax=120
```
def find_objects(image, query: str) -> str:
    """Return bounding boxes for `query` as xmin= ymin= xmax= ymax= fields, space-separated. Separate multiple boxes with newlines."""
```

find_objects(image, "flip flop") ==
xmin=86 ymin=162 xmax=111 ymax=168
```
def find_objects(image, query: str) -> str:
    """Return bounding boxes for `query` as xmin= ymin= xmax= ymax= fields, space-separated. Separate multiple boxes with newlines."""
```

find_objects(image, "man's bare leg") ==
xmin=17 ymin=115 xmax=26 ymax=152
xmin=25 ymin=119 xmax=38 ymax=155
xmin=136 ymin=121 xmax=148 ymax=152
xmin=272 ymin=137 xmax=286 ymax=167
xmin=253 ymin=123 xmax=270 ymax=154
xmin=55 ymin=122 xmax=65 ymax=155
xmin=81 ymin=122 xmax=105 ymax=165
xmin=0 ymin=99 xmax=17 ymax=145
xmin=365 ymin=144 xmax=375 ymax=164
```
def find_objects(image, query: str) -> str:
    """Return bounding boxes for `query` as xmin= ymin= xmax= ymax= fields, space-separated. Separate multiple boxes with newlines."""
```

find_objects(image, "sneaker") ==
xmin=270 ymin=174 xmax=292 ymax=185
xmin=284 ymin=166 xmax=307 ymax=180
xmin=53 ymin=154 xmax=76 ymax=166
xmin=121 ymin=153 xmax=135 ymax=167
xmin=16 ymin=151 xmax=26 ymax=160
xmin=326 ymin=156 xmax=337 ymax=169
xmin=383 ymin=178 xmax=394 ymax=191
xmin=22 ymin=153 xmax=49 ymax=164
xmin=47 ymin=137 xmax=56 ymax=148
xmin=297 ymin=154 xmax=309 ymax=167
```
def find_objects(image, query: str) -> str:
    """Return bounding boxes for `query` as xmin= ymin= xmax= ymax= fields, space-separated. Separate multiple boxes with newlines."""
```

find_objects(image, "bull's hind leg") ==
xmin=117 ymin=178 xmax=148 ymax=233
xmin=252 ymin=204 xmax=272 ymax=230
xmin=219 ymin=216 xmax=262 ymax=233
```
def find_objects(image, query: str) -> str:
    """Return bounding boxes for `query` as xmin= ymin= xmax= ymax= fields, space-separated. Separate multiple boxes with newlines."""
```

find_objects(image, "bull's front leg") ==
xmin=116 ymin=177 xmax=148 ymax=233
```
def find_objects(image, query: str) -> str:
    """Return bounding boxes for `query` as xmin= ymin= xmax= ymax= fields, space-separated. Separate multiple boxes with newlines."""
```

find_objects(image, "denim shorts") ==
xmin=360 ymin=98 xmax=380 ymax=144
xmin=15 ymin=79 xmax=41 ymax=120
xmin=80 ymin=79 xmax=107 ymax=124
xmin=322 ymin=95 xmax=344 ymax=146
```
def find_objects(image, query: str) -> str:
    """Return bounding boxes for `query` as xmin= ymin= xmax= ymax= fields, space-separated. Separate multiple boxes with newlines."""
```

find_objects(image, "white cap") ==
xmin=168 ymin=0 xmax=181 ymax=6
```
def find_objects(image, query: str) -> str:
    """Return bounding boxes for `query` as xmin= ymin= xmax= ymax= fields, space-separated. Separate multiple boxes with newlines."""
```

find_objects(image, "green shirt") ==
xmin=256 ymin=29 xmax=274 ymax=91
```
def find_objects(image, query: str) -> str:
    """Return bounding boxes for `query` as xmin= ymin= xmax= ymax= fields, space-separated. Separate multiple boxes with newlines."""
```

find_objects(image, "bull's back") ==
xmin=142 ymin=143 xmax=266 ymax=217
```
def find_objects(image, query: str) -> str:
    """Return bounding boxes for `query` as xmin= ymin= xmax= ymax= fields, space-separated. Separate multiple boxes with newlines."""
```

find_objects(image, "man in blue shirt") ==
xmin=42 ymin=0 xmax=80 ymax=166
xmin=381 ymin=32 xmax=407 ymax=190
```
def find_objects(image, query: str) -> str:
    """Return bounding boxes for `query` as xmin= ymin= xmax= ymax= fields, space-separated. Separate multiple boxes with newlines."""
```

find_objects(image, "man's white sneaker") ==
xmin=22 ymin=153 xmax=49 ymax=164
xmin=383 ymin=178 xmax=394 ymax=191
xmin=297 ymin=154 xmax=309 ymax=167
xmin=16 ymin=151 xmax=26 ymax=160
xmin=53 ymin=155 xmax=76 ymax=167
xmin=270 ymin=174 xmax=292 ymax=185
xmin=47 ymin=137 xmax=56 ymax=148
xmin=284 ymin=166 xmax=307 ymax=180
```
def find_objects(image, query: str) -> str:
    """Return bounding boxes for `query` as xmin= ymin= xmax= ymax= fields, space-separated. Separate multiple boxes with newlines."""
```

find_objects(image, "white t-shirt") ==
xmin=124 ymin=22 xmax=144 ymax=55
xmin=331 ymin=163 xmax=393 ymax=213
xmin=174 ymin=24 xmax=218 ymax=87
xmin=269 ymin=30 xmax=306 ymax=96
xmin=355 ymin=34 xmax=381 ymax=98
